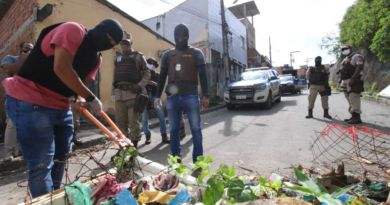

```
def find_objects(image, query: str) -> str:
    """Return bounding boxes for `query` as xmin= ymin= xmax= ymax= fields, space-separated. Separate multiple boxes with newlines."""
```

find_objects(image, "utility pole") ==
xmin=220 ymin=0 xmax=230 ymax=88
xmin=269 ymin=36 xmax=272 ymax=66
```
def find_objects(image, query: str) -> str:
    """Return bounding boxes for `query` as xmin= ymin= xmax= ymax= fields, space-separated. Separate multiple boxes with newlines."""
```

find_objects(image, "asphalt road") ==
xmin=1 ymin=89 xmax=389 ymax=204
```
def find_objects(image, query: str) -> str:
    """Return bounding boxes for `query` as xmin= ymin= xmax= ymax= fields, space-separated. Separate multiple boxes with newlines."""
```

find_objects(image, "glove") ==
xmin=154 ymin=98 xmax=162 ymax=110
xmin=88 ymin=98 xmax=103 ymax=114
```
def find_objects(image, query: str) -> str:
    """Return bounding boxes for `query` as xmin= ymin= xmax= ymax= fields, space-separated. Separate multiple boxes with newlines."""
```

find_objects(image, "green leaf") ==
xmin=285 ymin=185 xmax=318 ymax=196
xmin=203 ymin=177 xmax=225 ymax=205
xmin=236 ymin=189 xmax=258 ymax=202
xmin=249 ymin=185 xmax=266 ymax=197
xmin=226 ymin=178 xmax=245 ymax=199
xmin=317 ymin=193 xmax=343 ymax=205
xmin=294 ymin=166 xmax=309 ymax=182
xmin=197 ymin=169 xmax=209 ymax=184
xmin=270 ymin=180 xmax=283 ymax=192
xmin=331 ymin=184 xmax=356 ymax=199
xmin=258 ymin=176 xmax=267 ymax=185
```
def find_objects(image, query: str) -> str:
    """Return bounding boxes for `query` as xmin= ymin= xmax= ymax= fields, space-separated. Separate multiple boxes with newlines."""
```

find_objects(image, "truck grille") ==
xmin=229 ymin=87 xmax=254 ymax=103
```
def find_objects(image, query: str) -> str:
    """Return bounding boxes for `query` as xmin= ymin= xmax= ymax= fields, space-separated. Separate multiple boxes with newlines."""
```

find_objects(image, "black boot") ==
xmin=161 ymin=133 xmax=170 ymax=144
xmin=131 ymin=140 xmax=138 ymax=148
xmin=323 ymin=109 xmax=332 ymax=119
xmin=145 ymin=135 xmax=151 ymax=145
xmin=305 ymin=109 xmax=313 ymax=119
xmin=348 ymin=112 xmax=362 ymax=124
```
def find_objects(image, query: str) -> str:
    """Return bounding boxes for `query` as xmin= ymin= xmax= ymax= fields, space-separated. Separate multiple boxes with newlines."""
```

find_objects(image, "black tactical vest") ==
xmin=309 ymin=65 xmax=327 ymax=85
xmin=113 ymin=51 xmax=142 ymax=85
xmin=167 ymin=47 xmax=198 ymax=84
xmin=18 ymin=23 xmax=100 ymax=97
xmin=340 ymin=57 xmax=355 ymax=80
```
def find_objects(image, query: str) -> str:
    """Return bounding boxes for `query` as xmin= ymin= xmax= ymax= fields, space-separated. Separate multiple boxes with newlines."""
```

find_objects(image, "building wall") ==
xmin=241 ymin=18 xmax=255 ymax=49
xmin=143 ymin=0 xmax=247 ymax=66
xmin=0 ymin=0 xmax=37 ymax=57
xmin=207 ymin=0 xmax=247 ymax=66
xmin=143 ymin=0 xmax=209 ymax=60
xmin=34 ymin=0 xmax=173 ymax=114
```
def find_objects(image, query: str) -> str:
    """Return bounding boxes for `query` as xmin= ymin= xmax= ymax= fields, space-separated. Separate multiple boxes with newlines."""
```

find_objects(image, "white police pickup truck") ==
xmin=224 ymin=67 xmax=281 ymax=110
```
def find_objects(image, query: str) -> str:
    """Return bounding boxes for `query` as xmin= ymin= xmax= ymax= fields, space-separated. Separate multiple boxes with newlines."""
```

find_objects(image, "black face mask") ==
xmin=315 ymin=60 xmax=322 ymax=66
xmin=174 ymin=24 xmax=189 ymax=50
xmin=86 ymin=19 xmax=124 ymax=51
xmin=315 ymin=57 xmax=322 ymax=66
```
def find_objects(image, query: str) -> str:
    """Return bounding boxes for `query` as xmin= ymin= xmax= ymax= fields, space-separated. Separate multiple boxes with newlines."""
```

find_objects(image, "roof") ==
xmin=228 ymin=0 xmax=259 ymax=19
xmin=95 ymin=0 xmax=174 ymax=46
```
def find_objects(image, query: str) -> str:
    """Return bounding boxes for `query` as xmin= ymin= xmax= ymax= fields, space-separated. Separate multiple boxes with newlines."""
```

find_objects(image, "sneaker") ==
xmin=161 ymin=133 xmax=170 ymax=144
xmin=145 ymin=135 xmax=151 ymax=145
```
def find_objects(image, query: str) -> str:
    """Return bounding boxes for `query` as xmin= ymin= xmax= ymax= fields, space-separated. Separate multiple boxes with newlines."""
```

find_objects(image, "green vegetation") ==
xmin=166 ymin=156 xmax=367 ymax=204
xmin=363 ymin=82 xmax=380 ymax=97
xmin=339 ymin=0 xmax=390 ymax=63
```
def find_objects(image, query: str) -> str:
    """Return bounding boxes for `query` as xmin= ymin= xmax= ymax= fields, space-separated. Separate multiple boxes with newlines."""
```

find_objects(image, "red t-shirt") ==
xmin=2 ymin=22 xmax=101 ymax=109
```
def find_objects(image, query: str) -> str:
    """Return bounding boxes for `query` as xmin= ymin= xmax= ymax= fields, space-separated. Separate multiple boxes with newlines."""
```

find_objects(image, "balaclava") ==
xmin=315 ymin=56 xmax=322 ymax=67
xmin=174 ymin=24 xmax=189 ymax=50
xmin=87 ymin=19 xmax=124 ymax=51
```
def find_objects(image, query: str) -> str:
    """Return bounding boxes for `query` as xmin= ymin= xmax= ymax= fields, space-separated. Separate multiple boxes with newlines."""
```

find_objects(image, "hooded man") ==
xmin=339 ymin=45 xmax=365 ymax=124
xmin=306 ymin=56 xmax=332 ymax=119
xmin=2 ymin=19 xmax=124 ymax=198
xmin=154 ymin=24 xmax=209 ymax=170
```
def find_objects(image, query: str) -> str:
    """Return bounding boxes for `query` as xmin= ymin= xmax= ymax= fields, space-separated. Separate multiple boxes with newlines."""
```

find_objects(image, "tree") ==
xmin=339 ymin=0 xmax=390 ymax=63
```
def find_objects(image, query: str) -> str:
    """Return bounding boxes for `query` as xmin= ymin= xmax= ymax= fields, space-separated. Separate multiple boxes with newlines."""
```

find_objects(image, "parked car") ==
xmin=279 ymin=74 xmax=302 ymax=94
xmin=224 ymin=67 xmax=281 ymax=110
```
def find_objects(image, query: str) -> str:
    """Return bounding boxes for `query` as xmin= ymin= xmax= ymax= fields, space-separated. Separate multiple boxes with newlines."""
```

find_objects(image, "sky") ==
xmin=108 ymin=0 xmax=356 ymax=67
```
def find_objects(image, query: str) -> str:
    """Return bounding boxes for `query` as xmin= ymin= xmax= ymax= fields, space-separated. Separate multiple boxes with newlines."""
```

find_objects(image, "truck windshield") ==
xmin=280 ymin=75 xmax=293 ymax=82
xmin=240 ymin=71 xmax=267 ymax=81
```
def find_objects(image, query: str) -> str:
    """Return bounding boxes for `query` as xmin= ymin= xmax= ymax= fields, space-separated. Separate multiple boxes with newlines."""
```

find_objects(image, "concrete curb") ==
xmin=0 ymin=104 xmax=226 ymax=173
xmin=363 ymin=95 xmax=390 ymax=106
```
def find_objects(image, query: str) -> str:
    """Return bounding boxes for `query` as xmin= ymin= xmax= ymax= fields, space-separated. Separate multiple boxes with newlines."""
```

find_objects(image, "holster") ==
xmin=115 ymin=84 xmax=142 ymax=94
xmin=320 ymin=84 xmax=332 ymax=97
xmin=134 ymin=94 xmax=149 ymax=113
xmin=350 ymin=79 xmax=364 ymax=93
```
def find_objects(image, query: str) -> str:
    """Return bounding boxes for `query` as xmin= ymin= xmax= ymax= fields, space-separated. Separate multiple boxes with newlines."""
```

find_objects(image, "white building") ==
xmin=142 ymin=0 xmax=247 ymax=98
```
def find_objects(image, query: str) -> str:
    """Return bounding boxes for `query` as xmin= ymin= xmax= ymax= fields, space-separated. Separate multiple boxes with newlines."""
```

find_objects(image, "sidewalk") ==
xmin=0 ymin=104 xmax=226 ymax=173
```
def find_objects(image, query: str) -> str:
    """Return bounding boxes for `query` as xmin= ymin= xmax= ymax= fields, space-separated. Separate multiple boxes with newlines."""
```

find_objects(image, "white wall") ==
xmin=143 ymin=0 xmax=247 ymax=66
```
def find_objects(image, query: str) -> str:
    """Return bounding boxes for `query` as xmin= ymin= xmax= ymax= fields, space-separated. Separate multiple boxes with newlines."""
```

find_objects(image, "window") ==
xmin=240 ymin=36 xmax=245 ymax=49
xmin=156 ymin=22 xmax=161 ymax=30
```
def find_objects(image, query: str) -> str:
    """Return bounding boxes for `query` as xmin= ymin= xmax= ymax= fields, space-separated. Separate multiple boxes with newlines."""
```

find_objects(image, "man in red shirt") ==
xmin=3 ymin=19 xmax=123 ymax=197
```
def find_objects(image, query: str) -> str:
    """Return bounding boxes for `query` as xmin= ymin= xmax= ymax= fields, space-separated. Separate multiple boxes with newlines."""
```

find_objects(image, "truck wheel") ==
xmin=226 ymin=103 xmax=235 ymax=110
xmin=264 ymin=92 xmax=272 ymax=109
xmin=275 ymin=93 xmax=281 ymax=103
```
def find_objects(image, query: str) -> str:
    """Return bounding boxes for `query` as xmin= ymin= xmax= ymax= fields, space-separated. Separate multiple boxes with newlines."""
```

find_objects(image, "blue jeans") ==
xmin=6 ymin=96 xmax=73 ymax=198
xmin=166 ymin=95 xmax=203 ymax=162
xmin=142 ymin=97 xmax=167 ymax=136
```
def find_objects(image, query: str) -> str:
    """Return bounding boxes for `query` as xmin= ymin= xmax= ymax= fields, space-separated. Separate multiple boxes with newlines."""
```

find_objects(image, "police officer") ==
xmin=113 ymin=35 xmax=150 ymax=148
xmin=339 ymin=45 xmax=364 ymax=124
xmin=306 ymin=56 xmax=332 ymax=119
xmin=141 ymin=57 xmax=169 ymax=144
xmin=154 ymin=24 xmax=209 ymax=165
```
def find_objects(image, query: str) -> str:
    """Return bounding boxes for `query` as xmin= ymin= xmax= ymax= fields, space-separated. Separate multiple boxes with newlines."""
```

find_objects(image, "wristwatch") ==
xmin=85 ymin=95 xmax=96 ymax=102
